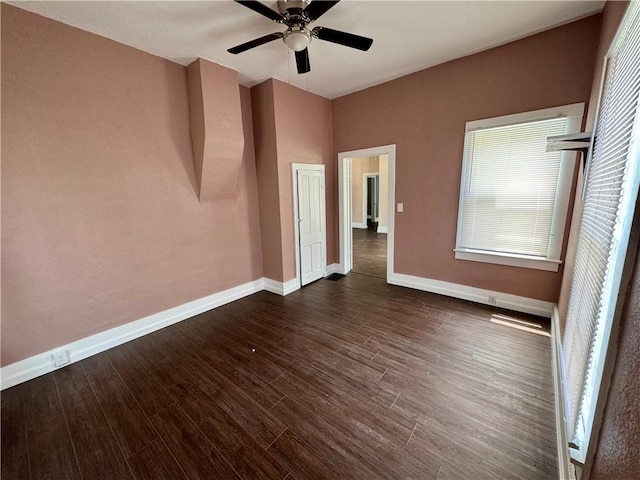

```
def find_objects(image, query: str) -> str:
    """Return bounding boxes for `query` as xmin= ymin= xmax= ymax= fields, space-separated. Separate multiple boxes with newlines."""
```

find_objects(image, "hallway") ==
xmin=352 ymin=228 xmax=387 ymax=279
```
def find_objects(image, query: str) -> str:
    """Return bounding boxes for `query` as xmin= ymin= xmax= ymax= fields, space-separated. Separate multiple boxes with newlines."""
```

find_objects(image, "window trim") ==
xmin=453 ymin=248 xmax=562 ymax=271
xmin=455 ymin=103 xmax=585 ymax=272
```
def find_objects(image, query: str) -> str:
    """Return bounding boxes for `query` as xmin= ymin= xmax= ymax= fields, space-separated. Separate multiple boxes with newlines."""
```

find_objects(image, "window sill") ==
xmin=454 ymin=248 xmax=562 ymax=272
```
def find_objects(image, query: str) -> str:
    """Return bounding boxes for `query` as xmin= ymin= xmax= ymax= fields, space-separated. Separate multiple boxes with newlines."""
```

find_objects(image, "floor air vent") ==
xmin=325 ymin=273 xmax=345 ymax=281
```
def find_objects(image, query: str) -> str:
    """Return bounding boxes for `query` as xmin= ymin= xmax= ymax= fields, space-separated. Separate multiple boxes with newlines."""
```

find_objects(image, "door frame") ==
xmin=292 ymin=163 xmax=327 ymax=289
xmin=338 ymin=144 xmax=396 ymax=278
xmin=363 ymin=173 xmax=380 ymax=228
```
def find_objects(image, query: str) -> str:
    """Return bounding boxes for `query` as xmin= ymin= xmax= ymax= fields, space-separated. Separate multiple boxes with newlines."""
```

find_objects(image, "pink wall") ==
xmin=186 ymin=58 xmax=245 ymax=201
xmin=590 ymin=247 xmax=640 ymax=479
xmin=332 ymin=15 xmax=601 ymax=302
xmin=186 ymin=59 xmax=207 ymax=197
xmin=1 ymin=4 xmax=263 ymax=365
xmin=272 ymin=80 xmax=335 ymax=281
xmin=251 ymin=79 xmax=335 ymax=282
xmin=251 ymin=80 xmax=284 ymax=281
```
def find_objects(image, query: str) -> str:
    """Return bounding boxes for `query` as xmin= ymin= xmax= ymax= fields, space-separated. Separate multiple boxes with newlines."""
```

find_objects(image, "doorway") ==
xmin=338 ymin=145 xmax=396 ymax=280
xmin=364 ymin=173 xmax=379 ymax=231
xmin=351 ymin=159 xmax=386 ymax=278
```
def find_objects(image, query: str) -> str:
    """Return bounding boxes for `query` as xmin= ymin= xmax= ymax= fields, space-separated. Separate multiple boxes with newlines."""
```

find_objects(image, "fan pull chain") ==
xmin=287 ymin=45 xmax=291 ymax=85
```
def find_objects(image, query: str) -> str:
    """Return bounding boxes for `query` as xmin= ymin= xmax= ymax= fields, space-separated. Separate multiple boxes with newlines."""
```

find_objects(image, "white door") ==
xmin=297 ymin=168 xmax=326 ymax=286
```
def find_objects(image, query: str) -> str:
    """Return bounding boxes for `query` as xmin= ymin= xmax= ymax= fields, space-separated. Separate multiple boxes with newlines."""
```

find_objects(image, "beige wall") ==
xmin=1 ymin=5 xmax=263 ymax=365
xmin=379 ymin=154 xmax=389 ymax=230
xmin=332 ymin=15 xmax=601 ymax=302
xmin=351 ymin=155 xmax=389 ymax=229
xmin=351 ymin=156 xmax=378 ymax=225
xmin=251 ymin=79 xmax=335 ymax=282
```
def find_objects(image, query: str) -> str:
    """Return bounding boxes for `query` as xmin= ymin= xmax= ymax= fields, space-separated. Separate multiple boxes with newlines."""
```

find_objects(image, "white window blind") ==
xmin=460 ymin=118 xmax=567 ymax=256
xmin=562 ymin=0 xmax=640 ymax=464
xmin=456 ymin=104 xmax=583 ymax=271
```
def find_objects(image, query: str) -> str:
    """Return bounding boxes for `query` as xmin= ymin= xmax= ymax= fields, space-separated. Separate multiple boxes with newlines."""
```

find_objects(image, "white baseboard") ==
xmin=0 ymin=278 xmax=264 ymax=390
xmin=1 ymin=270 xmax=555 ymax=390
xmin=335 ymin=263 xmax=348 ymax=275
xmin=352 ymin=223 xmax=368 ymax=229
xmin=551 ymin=306 xmax=574 ymax=480
xmin=325 ymin=263 xmax=340 ymax=275
xmin=377 ymin=226 xmax=388 ymax=234
xmin=263 ymin=277 xmax=300 ymax=296
xmin=388 ymin=272 xmax=554 ymax=317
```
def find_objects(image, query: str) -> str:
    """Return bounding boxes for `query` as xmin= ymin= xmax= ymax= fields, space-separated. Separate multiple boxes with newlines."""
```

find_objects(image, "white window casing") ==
xmin=455 ymin=103 xmax=585 ymax=272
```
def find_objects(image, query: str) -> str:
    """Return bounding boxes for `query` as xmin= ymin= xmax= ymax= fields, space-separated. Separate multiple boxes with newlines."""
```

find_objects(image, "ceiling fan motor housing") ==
xmin=278 ymin=0 xmax=313 ymax=52
xmin=277 ymin=0 xmax=311 ymax=22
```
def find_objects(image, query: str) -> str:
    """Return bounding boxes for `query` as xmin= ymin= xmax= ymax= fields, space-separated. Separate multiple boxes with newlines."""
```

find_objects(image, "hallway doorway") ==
xmin=338 ymin=145 xmax=396 ymax=280
xmin=351 ymin=155 xmax=387 ymax=278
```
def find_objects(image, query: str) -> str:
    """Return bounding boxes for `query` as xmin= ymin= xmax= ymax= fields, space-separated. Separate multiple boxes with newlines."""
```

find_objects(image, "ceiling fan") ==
xmin=227 ymin=0 xmax=373 ymax=74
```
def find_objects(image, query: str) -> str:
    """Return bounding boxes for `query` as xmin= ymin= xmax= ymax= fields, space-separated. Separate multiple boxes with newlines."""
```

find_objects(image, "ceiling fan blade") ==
xmin=227 ymin=32 xmax=284 ymax=54
xmin=295 ymin=48 xmax=311 ymax=74
xmin=303 ymin=0 xmax=340 ymax=22
xmin=312 ymin=26 xmax=373 ymax=51
xmin=234 ymin=0 xmax=284 ymax=23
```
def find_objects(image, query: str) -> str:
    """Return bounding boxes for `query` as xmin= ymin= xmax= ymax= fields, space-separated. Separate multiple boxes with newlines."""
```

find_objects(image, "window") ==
xmin=455 ymin=104 xmax=584 ymax=271
xmin=562 ymin=1 xmax=640 ymax=465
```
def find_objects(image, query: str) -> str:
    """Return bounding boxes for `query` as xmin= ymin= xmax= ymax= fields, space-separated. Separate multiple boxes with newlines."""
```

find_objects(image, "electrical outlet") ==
xmin=52 ymin=350 xmax=70 ymax=367
xmin=488 ymin=295 xmax=497 ymax=306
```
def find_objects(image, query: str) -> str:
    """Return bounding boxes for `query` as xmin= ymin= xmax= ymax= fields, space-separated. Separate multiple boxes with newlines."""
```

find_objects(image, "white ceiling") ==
xmin=8 ymin=1 xmax=604 ymax=99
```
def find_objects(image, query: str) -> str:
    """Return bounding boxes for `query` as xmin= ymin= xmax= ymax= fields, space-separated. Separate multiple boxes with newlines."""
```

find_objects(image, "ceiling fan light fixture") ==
xmin=284 ymin=29 xmax=310 ymax=51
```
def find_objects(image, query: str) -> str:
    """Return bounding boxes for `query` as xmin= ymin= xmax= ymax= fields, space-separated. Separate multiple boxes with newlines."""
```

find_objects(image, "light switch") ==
xmin=397 ymin=203 xmax=404 ymax=213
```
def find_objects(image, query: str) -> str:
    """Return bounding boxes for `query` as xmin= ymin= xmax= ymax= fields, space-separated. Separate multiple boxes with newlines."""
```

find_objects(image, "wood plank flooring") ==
xmin=352 ymin=228 xmax=387 ymax=279
xmin=1 ymin=274 xmax=558 ymax=479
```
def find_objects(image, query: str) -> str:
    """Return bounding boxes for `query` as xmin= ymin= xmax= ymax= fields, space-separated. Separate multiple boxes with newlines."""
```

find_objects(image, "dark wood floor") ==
xmin=1 ymin=274 xmax=557 ymax=480
xmin=352 ymin=228 xmax=387 ymax=279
